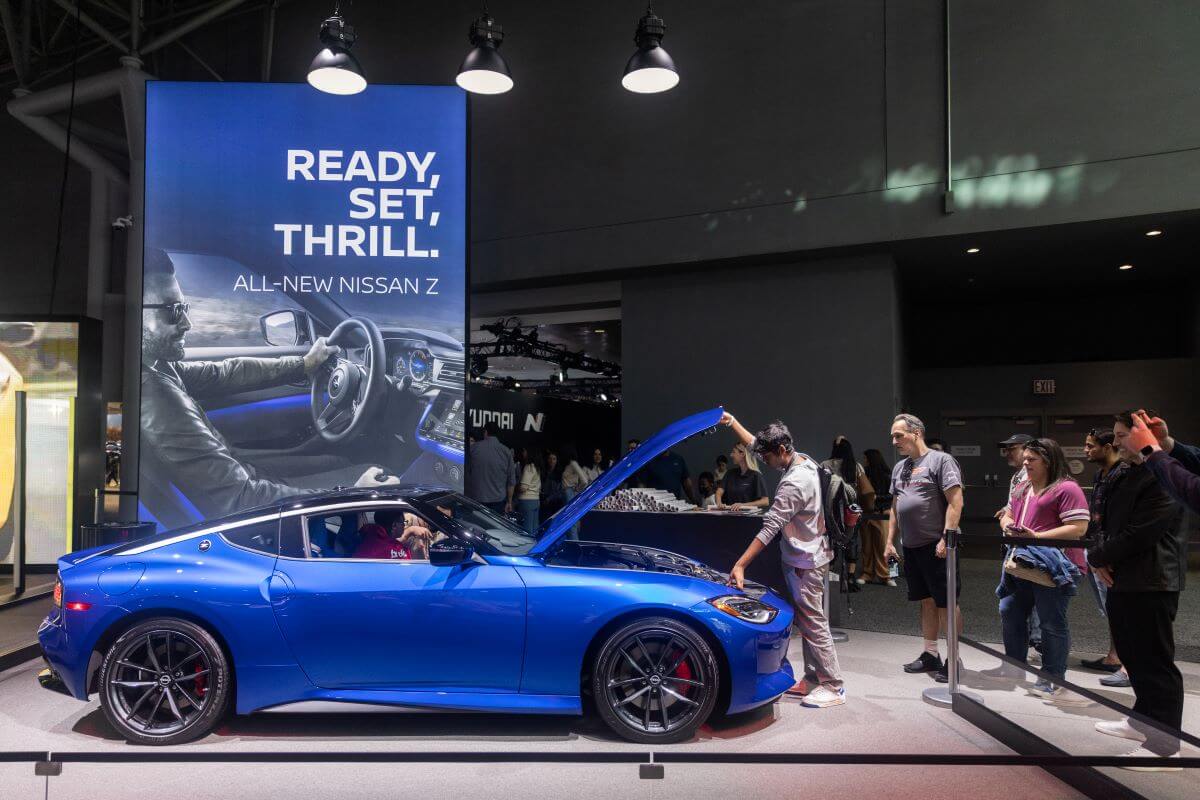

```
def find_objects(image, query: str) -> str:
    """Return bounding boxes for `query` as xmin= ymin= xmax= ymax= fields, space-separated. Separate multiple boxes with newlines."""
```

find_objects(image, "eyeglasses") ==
xmin=144 ymin=302 xmax=190 ymax=324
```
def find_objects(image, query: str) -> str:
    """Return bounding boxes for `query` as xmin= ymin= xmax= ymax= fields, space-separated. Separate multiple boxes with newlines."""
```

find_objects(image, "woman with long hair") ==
xmin=858 ymin=448 xmax=894 ymax=586
xmin=715 ymin=442 xmax=768 ymax=509
xmin=558 ymin=444 xmax=588 ymax=538
xmin=540 ymin=450 xmax=566 ymax=520
xmin=821 ymin=436 xmax=872 ymax=585
xmin=515 ymin=446 xmax=543 ymax=535
xmin=998 ymin=437 xmax=1090 ymax=699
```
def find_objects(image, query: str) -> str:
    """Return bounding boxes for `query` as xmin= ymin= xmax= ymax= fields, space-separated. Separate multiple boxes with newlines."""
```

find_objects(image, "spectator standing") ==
xmin=540 ymin=450 xmax=566 ymax=518
xmin=722 ymin=413 xmax=846 ymax=708
xmin=926 ymin=438 xmax=946 ymax=452
xmin=515 ymin=447 xmax=543 ymax=535
xmin=582 ymin=447 xmax=605 ymax=485
xmin=466 ymin=422 xmax=516 ymax=515
xmin=1127 ymin=409 xmax=1200 ymax=516
xmin=1079 ymin=429 xmax=1127 ymax=679
xmin=715 ymin=442 xmax=768 ymax=509
xmin=698 ymin=471 xmax=719 ymax=508
xmin=1089 ymin=411 xmax=1187 ymax=766
xmin=997 ymin=438 xmax=1090 ymax=700
xmin=641 ymin=449 xmax=696 ymax=503
xmin=996 ymin=433 xmax=1039 ymax=655
xmin=714 ymin=454 xmax=729 ymax=482
xmin=885 ymin=413 xmax=965 ymax=684
xmin=559 ymin=444 xmax=589 ymax=538
xmin=822 ymin=436 xmax=873 ymax=585
xmin=858 ymin=448 xmax=894 ymax=586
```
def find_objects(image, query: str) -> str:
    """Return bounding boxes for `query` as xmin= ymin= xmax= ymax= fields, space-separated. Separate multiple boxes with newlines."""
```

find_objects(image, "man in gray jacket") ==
xmin=140 ymin=249 xmax=395 ymax=520
xmin=723 ymin=412 xmax=845 ymax=709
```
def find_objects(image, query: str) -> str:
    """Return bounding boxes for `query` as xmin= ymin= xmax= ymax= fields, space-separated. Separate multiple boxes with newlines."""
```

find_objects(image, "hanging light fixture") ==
xmin=622 ymin=4 xmax=678 ymax=93
xmin=307 ymin=5 xmax=367 ymax=96
xmin=457 ymin=6 xmax=513 ymax=95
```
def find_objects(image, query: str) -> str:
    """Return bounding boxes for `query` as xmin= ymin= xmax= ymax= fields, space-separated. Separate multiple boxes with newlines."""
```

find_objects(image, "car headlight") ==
xmin=708 ymin=595 xmax=778 ymax=624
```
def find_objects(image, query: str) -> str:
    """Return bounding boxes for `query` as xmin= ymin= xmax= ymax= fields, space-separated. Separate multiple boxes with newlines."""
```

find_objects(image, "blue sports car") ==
xmin=37 ymin=407 xmax=794 ymax=745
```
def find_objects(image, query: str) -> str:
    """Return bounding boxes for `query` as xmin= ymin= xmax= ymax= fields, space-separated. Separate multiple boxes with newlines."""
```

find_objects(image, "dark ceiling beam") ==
xmin=46 ymin=0 xmax=130 ymax=54
xmin=140 ymin=0 xmax=248 ymax=55
xmin=0 ymin=0 xmax=29 ymax=85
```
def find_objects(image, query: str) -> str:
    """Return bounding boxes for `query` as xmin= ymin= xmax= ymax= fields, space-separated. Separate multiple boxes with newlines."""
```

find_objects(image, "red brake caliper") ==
xmin=194 ymin=661 xmax=207 ymax=698
xmin=671 ymin=651 xmax=692 ymax=698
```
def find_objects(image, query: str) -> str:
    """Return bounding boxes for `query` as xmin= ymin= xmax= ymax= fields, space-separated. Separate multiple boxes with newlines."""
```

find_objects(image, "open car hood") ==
xmin=529 ymin=406 xmax=724 ymax=555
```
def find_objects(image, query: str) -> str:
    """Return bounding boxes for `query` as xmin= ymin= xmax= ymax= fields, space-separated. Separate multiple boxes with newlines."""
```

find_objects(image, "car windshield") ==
xmin=419 ymin=493 xmax=539 ymax=556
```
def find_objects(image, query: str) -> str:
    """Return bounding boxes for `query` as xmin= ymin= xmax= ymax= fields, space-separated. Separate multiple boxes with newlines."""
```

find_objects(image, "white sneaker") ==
xmin=854 ymin=577 xmax=867 ymax=585
xmin=1095 ymin=718 xmax=1146 ymax=742
xmin=885 ymin=579 xmax=897 ymax=587
xmin=800 ymin=685 xmax=846 ymax=708
xmin=1120 ymin=745 xmax=1182 ymax=772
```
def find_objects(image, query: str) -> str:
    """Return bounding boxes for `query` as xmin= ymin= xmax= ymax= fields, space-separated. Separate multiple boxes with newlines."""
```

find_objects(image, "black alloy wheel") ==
xmin=592 ymin=616 xmax=719 ymax=744
xmin=99 ymin=618 xmax=230 ymax=745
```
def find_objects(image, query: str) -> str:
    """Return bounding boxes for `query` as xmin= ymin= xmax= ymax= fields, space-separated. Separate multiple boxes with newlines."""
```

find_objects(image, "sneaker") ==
xmin=1027 ymin=680 xmax=1061 ymax=700
xmin=1095 ymin=718 xmax=1146 ymax=742
xmin=1101 ymin=669 xmax=1131 ymax=688
xmin=980 ymin=662 xmax=1027 ymax=680
xmin=800 ymin=685 xmax=846 ymax=708
xmin=1120 ymin=746 xmax=1182 ymax=772
xmin=854 ymin=577 xmax=867 ymax=585
xmin=934 ymin=659 xmax=964 ymax=684
xmin=885 ymin=579 xmax=897 ymax=587
xmin=903 ymin=652 xmax=943 ymax=674
xmin=784 ymin=679 xmax=813 ymax=697
xmin=1080 ymin=657 xmax=1122 ymax=673
xmin=1030 ymin=639 xmax=1043 ymax=654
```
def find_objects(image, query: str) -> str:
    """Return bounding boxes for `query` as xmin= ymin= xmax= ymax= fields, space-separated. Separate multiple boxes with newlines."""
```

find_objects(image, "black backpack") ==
xmin=806 ymin=456 xmax=862 ymax=595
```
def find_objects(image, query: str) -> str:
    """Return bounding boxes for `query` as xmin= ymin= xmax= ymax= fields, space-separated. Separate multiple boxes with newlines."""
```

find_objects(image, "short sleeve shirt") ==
xmin=720 ymin=469 xmax=767 ymax=504
xmin=1010 ymin=480 xmax=1091 ymax=570
xmin=890 ymin=450 xmax=964 ymax=548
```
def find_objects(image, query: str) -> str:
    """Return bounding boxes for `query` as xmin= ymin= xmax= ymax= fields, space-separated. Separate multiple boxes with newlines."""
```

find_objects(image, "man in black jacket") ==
xmin=1123 ymin=409 xmax=1200 ymax=515
xmin=1087 ymin=411 xmax=1187 ymax=766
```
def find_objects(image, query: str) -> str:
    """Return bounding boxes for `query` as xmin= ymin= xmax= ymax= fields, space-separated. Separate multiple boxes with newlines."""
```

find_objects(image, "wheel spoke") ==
xmin=663 ymin=675 xmax=704 ymax=688
xmin=124 ymin=686 xmax=157 ymax=722
xmin=173 ymin=683 xmax=202 ymax=711
xmin=607 ymin=675 xmax=645 ymax=688
xmin=163 ymin=686 xmax=185 ymax=721
xmin=174 ymin=651 xmax=203 ymax=671
xmin=619 ymin=648 xmax=647 ymax=676
xmin=174 ymin=669 xmax=210 ymax=683
xmin=654 ymin=636 xmax=680 ymax=671
xmin=663 ymin=647 xmax=690 ymax=676
xmin=146 ymin=689 xmax=167 ymax=728
xmin=613 ymin=685 xmax=650 ymax=708
xmin=660 ymin=689 xmax=671 ymax=730
xmin=117 ymin=659 xmax=149 ymax=673
xmin=144 ymin=635 xmax=162 ymax=672
xmin=643 ymin=689 xmax=653 ymax=730
xmin=660 ymin=684 xmax=699 ymax=707
xmin=112 ymin=680 xmax=157 ymax=689
xmin=164 ymin=632 xmax=173 ymax=671
xmin=632 ymin=635 xmax=654 ymax=672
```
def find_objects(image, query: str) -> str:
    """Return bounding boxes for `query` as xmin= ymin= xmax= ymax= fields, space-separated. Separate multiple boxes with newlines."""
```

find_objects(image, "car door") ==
xmin=268 ymin=503 xmax=528 ymax=692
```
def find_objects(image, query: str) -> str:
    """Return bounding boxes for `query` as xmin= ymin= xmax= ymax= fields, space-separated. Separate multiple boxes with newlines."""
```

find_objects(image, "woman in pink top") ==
xmin=998 ymin=438 xmax=1090 ymax=699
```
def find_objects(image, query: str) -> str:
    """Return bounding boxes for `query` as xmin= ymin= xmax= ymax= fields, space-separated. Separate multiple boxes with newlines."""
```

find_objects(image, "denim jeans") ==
xmin=517 ymin=499 xmax=540 ymax=535
xmin=999 ymin=577 xmax=1075 ymax=679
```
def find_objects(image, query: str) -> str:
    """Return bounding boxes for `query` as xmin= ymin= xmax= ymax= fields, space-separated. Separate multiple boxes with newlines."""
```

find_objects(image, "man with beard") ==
xmin=1079 ymin=429 xmax=1128 ymax=682
xmin=140 ymin=249 xmax=395 ymax=519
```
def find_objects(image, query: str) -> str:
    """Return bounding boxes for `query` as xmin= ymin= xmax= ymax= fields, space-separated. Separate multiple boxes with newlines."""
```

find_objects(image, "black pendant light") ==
xmin=622 ymin=4 xmax=678 ymax=93
xmin=307 ymin=5 xmax=367 ymax=95
xmin=456 ymin=6 xmax=513 ymax=94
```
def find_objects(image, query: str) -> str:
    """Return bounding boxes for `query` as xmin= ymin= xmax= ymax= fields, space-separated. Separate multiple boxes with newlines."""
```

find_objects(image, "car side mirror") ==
xmin=429 ymin=540 xmax=474 ymax=567
xmin=261 ymin=310 xmax=304 ymax=346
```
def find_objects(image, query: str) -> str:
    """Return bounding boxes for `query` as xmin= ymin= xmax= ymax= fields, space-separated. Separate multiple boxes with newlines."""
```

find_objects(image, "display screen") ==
xmin=0 ymin=322 xmax=79 ymax=565
xmin=141 ymin=83 xmax=467 ymax=532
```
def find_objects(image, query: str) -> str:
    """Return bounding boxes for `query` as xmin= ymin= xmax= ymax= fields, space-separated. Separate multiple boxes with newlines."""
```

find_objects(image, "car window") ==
xmin=415 ymin=493 xmax=538 ymax=556
xmin=220 ymin=519 xmax=279 ymax=555
xmin=299 ymin=506 xmax=448 ymax=561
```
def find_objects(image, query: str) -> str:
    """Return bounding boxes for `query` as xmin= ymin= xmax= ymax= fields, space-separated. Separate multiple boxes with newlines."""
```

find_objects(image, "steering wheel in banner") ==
xmin=310 ymin=316 xmax=389 ymax=443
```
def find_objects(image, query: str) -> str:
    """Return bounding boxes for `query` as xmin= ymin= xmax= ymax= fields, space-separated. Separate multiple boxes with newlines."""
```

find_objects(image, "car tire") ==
xmin=591 ymin=616 xmax=719 ymax=744
xmin=98 ymin=617 xmax=230 ymax=746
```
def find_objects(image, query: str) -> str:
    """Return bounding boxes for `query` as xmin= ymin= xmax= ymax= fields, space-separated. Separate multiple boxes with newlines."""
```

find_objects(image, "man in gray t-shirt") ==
xmin=884 ymin=414 xmax=964 ymax=683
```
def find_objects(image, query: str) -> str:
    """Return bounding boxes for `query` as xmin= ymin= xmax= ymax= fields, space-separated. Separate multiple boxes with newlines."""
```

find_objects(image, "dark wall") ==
xmin=621 ymin=254 xmax=902 ymax=490
xmin=7 ymin=1 xmax=1200 ymax=314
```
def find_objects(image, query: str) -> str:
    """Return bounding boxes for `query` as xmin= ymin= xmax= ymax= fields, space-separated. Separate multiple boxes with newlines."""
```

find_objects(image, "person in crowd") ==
xmin=722 ymin=413 xmax=846 ymax=708
xmin=515 ymin=446 xmax=543 ymax=535
xmin=714 ymin=454 xmax=729 ymax=482
xmin=540 ymin=449 xmax=566 ymax=519
xmin=1125 ymin=409 xmax=1200 ymax=516
xmin=641 ymin=448 xmax=696 ymax=503
xmin=995 ymin=433 xmax=1040 ymax=655
xmin=884 ymin=413 xmax=964 ymax=684
xmin=1089 ymin=411 xmax=1187 ymax=766
xmin=698 ymin=471 xmax=719 ymax=508
xmin=465 ymin=421 xmax=516 ymax=515
xmin=618 ymin=439 xmax=642 ymax=489
xmin=582 ymin=447 xmax=605 ymax=485
xmin=1079 ymin=428 xmax=1128 ymax=681
xmin=627 ymin=438 xmax=641 ymax=454
xmin=558 ymin=444 xmax=589 ymax=537
xmin=822 ymin=436 xmax=873 ymax=585
xmin=926 ymin=437 xmax=946 ymax=452
xmin=997 ymin=438 xmax=1090 ymax=700
xmin=858 ymin=448 xmax=895 ymax=586
xmin=354 ymin=509 xmax=435 ymax=560
xmin=715 ymin=442 xmax=768 ymax=510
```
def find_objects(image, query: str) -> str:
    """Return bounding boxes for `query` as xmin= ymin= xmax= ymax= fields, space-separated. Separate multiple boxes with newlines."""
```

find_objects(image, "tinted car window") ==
xmin=221 ymin=519 xmax=279 ymax=555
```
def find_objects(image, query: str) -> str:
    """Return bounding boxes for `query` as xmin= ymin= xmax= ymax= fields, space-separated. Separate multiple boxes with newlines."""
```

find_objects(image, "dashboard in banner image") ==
xmin=139 ymin=83 xmax=466 ymax=532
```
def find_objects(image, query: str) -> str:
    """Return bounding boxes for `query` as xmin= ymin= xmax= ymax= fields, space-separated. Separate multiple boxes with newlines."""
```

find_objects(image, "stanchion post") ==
xmin=922 ymin=529 xmax=980 ymax=707
xmin=12 ymin=390 xmax=27 ymax=596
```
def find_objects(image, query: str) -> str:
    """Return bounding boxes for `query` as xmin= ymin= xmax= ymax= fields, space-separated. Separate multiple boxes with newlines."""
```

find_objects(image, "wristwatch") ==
xmin=1141 ymin=445 xmax=1156 ymax=458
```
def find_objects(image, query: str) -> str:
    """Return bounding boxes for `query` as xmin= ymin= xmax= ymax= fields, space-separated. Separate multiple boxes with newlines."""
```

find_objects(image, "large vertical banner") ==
xmin=141 ymin=84 xmax=467 ymax=531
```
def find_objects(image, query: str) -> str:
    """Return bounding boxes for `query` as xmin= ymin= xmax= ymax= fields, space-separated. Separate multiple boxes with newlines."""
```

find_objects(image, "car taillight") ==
xmin=53 ymin=578 xmax=62 ymax=608
xmin=65 ymin=601 xmax=91 ymax=612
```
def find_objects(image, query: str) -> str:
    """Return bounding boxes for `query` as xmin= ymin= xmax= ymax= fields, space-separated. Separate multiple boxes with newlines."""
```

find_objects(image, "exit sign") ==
xmin=1033 ymin=379 xmax=1056 ymax=395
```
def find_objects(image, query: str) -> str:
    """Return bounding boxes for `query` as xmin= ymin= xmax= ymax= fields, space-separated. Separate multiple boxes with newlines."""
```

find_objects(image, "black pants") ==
xmin=1106 ymin=590 xmax=1182 ymax=754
